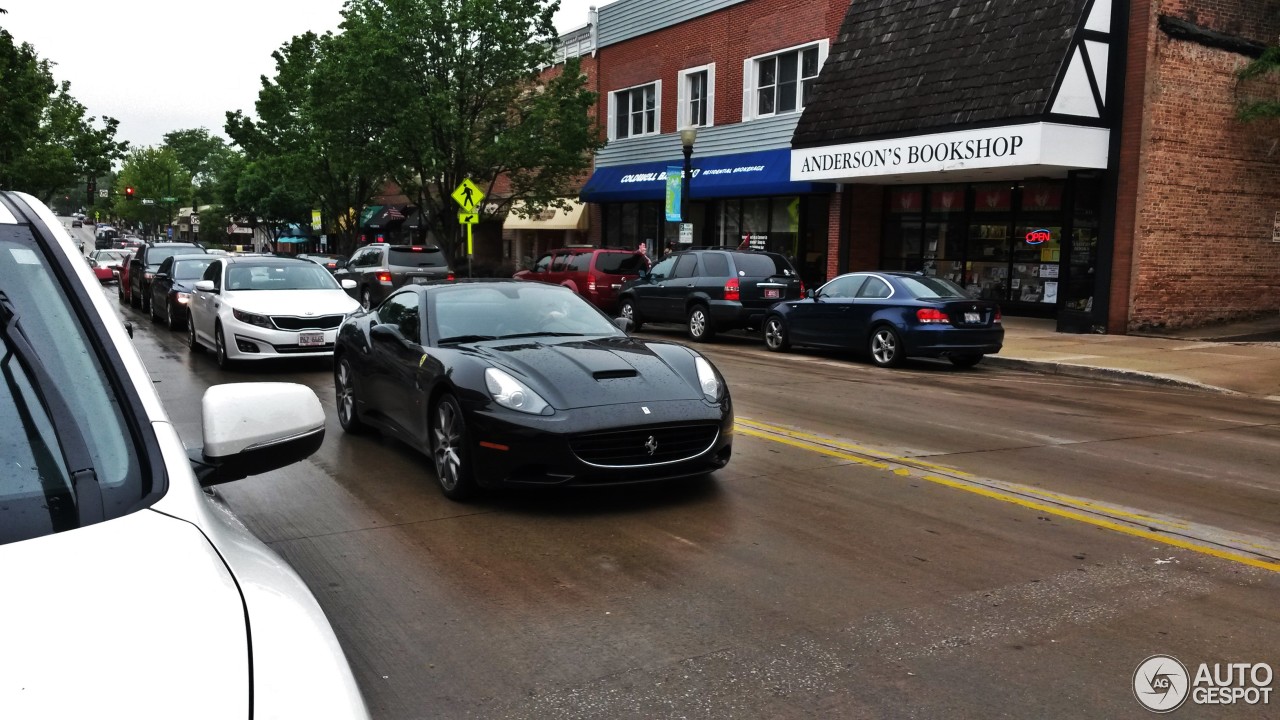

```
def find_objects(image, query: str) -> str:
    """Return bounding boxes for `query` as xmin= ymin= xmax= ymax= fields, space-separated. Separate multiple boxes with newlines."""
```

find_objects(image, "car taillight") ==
xmin=447 ymin=272 xmax=456 ymax=282
xmin=799 ymin=279 xmax=807 ymax=299
xmin=994 ymin=307 xmax=1002 ymax=323
xmin=916 ymin=308 xmax=950 ymax=324
xmin=376 ymin=271 xmax=393 ymax=285
xmin=724 ymin=277 xmax=740 ymax=302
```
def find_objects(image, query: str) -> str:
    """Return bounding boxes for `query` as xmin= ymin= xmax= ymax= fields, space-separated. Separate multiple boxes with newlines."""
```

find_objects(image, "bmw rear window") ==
xmin=389 ymin=247 xmax=447 ymax=267
xmin=733 ymin=253 xmax=795 ymax=278
xmin=899 ymin=276 xmax=973 ymax=299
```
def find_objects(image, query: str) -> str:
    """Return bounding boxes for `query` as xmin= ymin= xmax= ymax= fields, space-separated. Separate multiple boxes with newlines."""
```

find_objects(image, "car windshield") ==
xmin=594 ymin=252 xmax=648 ymax=274
xmin=734 ymin=253 xmax=795 ymax=278
xmin=898 ymin=276 xmax=974 ymax=299
xmin=226 ymin=262 xmax=341 ymax=291
xmin=173 ymin=258 xmax=215 ymax=280
xmin=147 ymin=246 xmax=203 ymax=267
xmin=388 ymin=247 xmax=446 ymax=268
xmin=0 ymin=221 xmax=146 ymax=546
xmin=431 ymin=284 xmax=622 ymax=342
xmin=95 ymin=250 xmax=127 ymax=263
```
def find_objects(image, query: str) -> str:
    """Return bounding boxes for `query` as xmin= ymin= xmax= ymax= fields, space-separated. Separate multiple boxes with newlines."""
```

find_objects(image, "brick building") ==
xmin=791 ymin=0 xmax=1280 ymax=333
xmin=578 ymin=0 xmax=852 ymax=287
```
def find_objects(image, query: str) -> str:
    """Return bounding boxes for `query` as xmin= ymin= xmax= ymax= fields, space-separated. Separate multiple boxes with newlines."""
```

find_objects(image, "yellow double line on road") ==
xmin=735 ymin=417 xmax=1280 ymax=573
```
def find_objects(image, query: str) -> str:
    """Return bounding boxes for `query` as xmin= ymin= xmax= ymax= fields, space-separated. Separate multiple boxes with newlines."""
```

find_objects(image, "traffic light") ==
xmin=125 ymin=186 xmax=135 ymax=200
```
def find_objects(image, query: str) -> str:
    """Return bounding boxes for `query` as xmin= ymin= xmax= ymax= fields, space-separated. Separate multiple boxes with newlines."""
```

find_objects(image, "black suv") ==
xmin=618 ymin=248 xmax=805 ymax=341
xmin=334 ymin=242 xmax=454 ymax=310
xmin=127 ymin=242 xmax=207 ymax=312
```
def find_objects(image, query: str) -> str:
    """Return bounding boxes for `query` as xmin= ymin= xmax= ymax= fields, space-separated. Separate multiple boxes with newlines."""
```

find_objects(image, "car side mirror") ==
xmin=340 ymin=278 xmax=357 ymax=290
xmin=87 ymin=258 xmax=98 ymax=267
xmin=613 ymin=316 xmax=633 ymax=333
xmin=194 ymin=279 xmax=217 ymax=293
xmin=189 ymin=383 xmax=325 ymax=487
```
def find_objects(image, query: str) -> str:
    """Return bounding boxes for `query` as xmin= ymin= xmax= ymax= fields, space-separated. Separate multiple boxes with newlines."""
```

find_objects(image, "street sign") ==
xmin=162 ymin=196 xmax=177 ymax=202
xmin=679 ymin=222 xmax=693 ymax=244
xmin=191 ymin=214 xmax=200 ymax=226
xmin=457 ymin=211 xmax=479 ymax=225
xmin=451 ymin=179 xmax=485 ymax=212
xmin=141 ymin=198 xmax=155 ymax=205
xmin=98 ymin=189 xmax=108 ymax=198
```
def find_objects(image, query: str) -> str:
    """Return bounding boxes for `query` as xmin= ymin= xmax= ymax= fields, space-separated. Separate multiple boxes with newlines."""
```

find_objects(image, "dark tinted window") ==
xmin=570 ymin=253 xmax=592 ymax=272
xmin=648 ymin=256 xmax=676 ymax=281
xmin=673 ymin=254 xmax=698 ymax=279
xmin=389 ymin=247 xmax=446 ymax=268
xmin=173 ymin=258 xmax=215 ymax=280
xmin=701 ymin=253 xmax=730 ymax=277
xmin=732 ymin=253 xmax=794 ymax=278
xmin=377 ymin=292 xmax=421 ymax=343
xmin=146 ymin=245 xmax=204 ymax=267
xmin=593 ymin=252 xmax=647 ymax=275
xmin=898 ymin=276 xmax=972 ymax=299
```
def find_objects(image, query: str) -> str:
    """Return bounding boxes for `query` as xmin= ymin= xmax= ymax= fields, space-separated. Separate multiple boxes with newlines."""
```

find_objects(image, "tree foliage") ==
xmin=163 ymin=127 xmax=236 ymax=209
xmin=335 ymin=0 xmax=601 ymax=263
xmin=1237 ymin=45 xmax=1280 ymax=122
xmin=0 ymin=28 xmax=127 ymax=200
xmin=112 ymin=147 xmax=189 ymax=232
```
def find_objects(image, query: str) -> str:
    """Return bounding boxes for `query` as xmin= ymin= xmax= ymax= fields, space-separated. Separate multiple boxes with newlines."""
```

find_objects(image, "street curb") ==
xmin=981 ymin=355 xmax=1239 ymax=395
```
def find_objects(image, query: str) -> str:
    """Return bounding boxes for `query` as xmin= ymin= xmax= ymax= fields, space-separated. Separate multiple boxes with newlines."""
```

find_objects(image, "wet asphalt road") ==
xmin=85 ymin=229 xmax=1279 ymax=718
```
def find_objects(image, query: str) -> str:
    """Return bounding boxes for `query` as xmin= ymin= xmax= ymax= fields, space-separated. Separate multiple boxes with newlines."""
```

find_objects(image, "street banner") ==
xmin=311 ymin=210 xmax=322 ymax=231
xmin=665 ymin=166 xmax=683 ymax=222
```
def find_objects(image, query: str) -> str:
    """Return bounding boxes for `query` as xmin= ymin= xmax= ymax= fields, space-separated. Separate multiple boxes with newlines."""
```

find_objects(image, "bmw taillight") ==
xmin=376 ymin=271 xmax=393 ymax=285
xmin=799 ymin=279 xmax=807 ymax=299
xmin=994 ymin=307 xmax=1002 ymax=324
xmin=916 ymin=308 xmax=950 ymax=324
xmin=724 ymin=277 xmax=740 ymax=302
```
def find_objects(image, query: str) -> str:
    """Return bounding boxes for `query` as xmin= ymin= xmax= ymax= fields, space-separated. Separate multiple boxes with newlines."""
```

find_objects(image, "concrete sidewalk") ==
xmin=989 ymin=316 xmax=1280 ymax=401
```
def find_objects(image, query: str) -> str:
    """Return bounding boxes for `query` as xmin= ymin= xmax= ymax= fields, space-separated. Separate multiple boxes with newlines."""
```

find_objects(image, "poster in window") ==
xmin=1043 ymin=281 xmax=1058 ymax=303
xmin=1039 ymin=264 xmax=1059 ymax=278
xmin=1023 ymin=181 xmax=1063 ymax=211
xmin=929 ymin=185 xmax=964 ymax=214
xmin=974 ymin=185 xmax=1011 ymax=212
xmin=888 ymin=188 xmax=922 ymax=213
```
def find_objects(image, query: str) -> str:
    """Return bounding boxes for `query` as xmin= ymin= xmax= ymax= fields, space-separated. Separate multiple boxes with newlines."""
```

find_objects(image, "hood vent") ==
xmin=593 ymin=368 xmax=638 ymax=380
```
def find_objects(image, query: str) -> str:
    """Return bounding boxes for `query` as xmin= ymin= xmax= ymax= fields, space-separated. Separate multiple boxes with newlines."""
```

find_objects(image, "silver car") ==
xmin=0 ymin=192 xmax=369 ymax=719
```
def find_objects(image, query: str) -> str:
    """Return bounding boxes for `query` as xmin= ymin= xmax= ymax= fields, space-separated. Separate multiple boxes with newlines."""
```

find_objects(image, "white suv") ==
xmin=0 ymin=192 xmax=368 ymax=719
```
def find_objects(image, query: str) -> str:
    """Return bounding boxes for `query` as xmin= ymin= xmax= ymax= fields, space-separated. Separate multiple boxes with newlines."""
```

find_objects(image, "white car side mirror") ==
xmin=195 ymin=280 xmax=216 ymax=292
xmin=340 ymin=279 xmax=357 ymax=290
xmin=190 ymin=383 xmax=325 ymax=487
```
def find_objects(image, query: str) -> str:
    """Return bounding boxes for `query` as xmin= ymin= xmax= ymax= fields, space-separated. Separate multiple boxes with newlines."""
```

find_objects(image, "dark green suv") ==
xmin=617 ymin=249 xmax=805 ymax=341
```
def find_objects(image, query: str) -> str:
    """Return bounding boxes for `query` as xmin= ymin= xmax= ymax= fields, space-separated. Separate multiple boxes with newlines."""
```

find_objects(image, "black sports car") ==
xmin=334 ymin=280 xmax=733 ymax=500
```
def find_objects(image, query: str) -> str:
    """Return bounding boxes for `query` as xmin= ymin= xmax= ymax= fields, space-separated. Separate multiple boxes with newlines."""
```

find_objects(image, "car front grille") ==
xmin=569 ymin=423 xmax=720 ymax=467
xmin=273 ymin=343 xmax=336 ymax=354
xmin=271 ymin=314 xmax=345 ymax=331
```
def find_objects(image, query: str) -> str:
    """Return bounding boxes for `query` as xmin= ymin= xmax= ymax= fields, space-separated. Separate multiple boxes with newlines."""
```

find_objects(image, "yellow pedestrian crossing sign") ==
xmin=457 ymin=211 xmax=479 ymax=225
xmin=451 ymin=178 xmax=485 ymax=212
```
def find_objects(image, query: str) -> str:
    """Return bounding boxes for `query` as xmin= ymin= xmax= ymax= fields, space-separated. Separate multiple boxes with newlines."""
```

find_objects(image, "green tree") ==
xmin=1237 ymin=45 xmax=1280 ymax=121
xmin=113 ymin=147 xmax=189 ymax=235
xmin=226 ymin=31 xmax=384 ymax=256
xmin=336 ymin=0 xmax=601 ymax=264
xmin=163 ymin=127 xmax=235 ymax=209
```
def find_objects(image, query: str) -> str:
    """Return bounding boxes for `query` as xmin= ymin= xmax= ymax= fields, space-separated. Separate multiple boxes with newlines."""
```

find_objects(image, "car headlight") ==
xmin=176 ymin=292 xmax=191 ymax=304
xmin=694 ymin=356 xmax=723 ymax=402
xmin=484 ymin=367 xmax=550 ymax=415
xmin=232 ymin=308 xmax=273 ymax=329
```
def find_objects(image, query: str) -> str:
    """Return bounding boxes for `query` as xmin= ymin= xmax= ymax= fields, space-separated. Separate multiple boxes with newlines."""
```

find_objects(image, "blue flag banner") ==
xmin=665 ymin=166 xmax=683 ymax=222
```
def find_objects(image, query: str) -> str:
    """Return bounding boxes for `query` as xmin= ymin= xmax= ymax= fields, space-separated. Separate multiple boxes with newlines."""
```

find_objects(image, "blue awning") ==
xmin=579 ymin=148 xmax=834 ymax=203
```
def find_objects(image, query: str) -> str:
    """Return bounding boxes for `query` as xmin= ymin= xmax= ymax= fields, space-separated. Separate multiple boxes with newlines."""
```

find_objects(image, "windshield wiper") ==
xmin=437 ymin=334 xmax=497 ymax=345
xmin=0 ymin=292 xmax=103 ymax=527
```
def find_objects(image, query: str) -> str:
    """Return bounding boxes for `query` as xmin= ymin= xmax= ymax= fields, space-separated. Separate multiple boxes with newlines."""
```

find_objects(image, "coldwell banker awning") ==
xmin=580 ymin=149 xmax=833 ymax=204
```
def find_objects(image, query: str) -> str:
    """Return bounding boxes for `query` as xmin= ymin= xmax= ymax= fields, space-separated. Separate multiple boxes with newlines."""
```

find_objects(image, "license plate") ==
xmin=299 ymin=331 xmax=325 ymax=347
xmin=764 ymin=288 xmax=780 ymax=299
xmin=964 ymin=312 xmax=981 ymax=323
xmin=413 ymin=277 xmax=431 ymax=285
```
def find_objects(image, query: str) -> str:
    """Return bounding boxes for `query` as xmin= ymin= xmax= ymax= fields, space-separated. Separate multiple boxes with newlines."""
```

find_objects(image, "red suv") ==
xmin=515 ymin=247 xmax=649 ymax=314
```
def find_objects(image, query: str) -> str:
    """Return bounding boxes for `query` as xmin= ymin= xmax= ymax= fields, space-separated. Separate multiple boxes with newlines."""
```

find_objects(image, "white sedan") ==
xmin=188 ymin=256 xmax=361 ymax=368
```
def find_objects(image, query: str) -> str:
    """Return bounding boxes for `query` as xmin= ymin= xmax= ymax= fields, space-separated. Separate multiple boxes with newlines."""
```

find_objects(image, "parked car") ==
xmin=334 ymin=242 xmax=454 ymax=310
xmin=127 ymin=242 xmax=206 ymax=312
xmin=514 ymin=246 xmax=649 ymax=313
xmin=116 ymin=249 xmax=137 ymax=303
xmin=298 ymin=253 xmax=349 ymax=273
xmin=618 ymin=248 xmax=805 ymax=341
xmin=333 ymin=280 xmax=732 ymax=500
xmin=94 ymin=226 xmax=118 ymax=249
xmin=0 ymin=190 xmax=369 ymax=719
xmin=149 ymin=254 xmax=217 ymax=330
xmin=70 ymin=217 xmax=82 ymax=228
xmin=187 ymin=256 xmax=360 ymax=368
xmin=762 ymin=271 xmax=1005 ymax=368
xmin=89 ymin=248 xmax=128 ymax=279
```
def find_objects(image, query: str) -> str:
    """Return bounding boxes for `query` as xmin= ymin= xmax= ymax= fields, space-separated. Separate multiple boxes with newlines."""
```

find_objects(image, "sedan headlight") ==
xmin=232 ymin=308 xmax=273 ymax=329
xmin=484 ymin=367 xmax=550 ymax=415
xmin=176 ymin=292 xmax=191 ymax=305
xmin=694 ymin=356 xmax=723 ymax=402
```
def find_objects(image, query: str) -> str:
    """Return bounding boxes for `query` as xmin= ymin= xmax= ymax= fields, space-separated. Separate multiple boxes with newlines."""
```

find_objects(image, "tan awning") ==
xmin=503 ymin=200 xmax=587 ymax=231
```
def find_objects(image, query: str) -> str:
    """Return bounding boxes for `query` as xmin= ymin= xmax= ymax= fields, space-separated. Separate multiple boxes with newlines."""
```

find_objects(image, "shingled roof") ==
xmin=793 ymin=0 xmax=1091 ymax=148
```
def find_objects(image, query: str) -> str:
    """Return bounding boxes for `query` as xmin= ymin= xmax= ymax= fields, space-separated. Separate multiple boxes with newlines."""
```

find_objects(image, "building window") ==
xmin=678 ymin=64 xmax=715 ymax=129
xmin=746 ymin=42 xmax=827 ymax=120
xmin=609 ymin=82 xmax=660 ymax=140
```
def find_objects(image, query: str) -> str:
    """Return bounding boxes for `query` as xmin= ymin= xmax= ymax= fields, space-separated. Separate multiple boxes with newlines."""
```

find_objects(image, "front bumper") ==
xmin=467 ymin=397 xmax=733 ymax=488
xmin=224 ymin=321 xmax=339 ymax=360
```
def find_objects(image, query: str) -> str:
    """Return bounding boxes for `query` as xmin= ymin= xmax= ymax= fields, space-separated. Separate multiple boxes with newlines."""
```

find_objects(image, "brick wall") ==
xmin=1126 ymin=0 xmax=1280 ymax=330
xmin=597 ymin=0 xmax=849 ymax=133
xmin=845 ymin=185 xmax=883 ymax=272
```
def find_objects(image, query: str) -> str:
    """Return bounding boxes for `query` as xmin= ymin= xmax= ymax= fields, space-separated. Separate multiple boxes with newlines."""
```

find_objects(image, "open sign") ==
xmin=1025 ymin=228 xmax=1052 ymax=245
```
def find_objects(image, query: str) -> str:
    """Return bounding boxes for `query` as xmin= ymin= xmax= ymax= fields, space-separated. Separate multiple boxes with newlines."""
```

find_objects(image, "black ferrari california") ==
xmin=333 ymin=280 xmax=733 ymax=500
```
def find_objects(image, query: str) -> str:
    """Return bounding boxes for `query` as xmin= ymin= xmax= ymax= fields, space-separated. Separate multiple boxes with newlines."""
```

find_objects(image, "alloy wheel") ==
xmin=869 ymin=326 xmax=903 ymax=368
xmin=764 ymin=317 xmax=789 ymax=352
xmin=187 ymin=314 xmax=200 ymax=351
xmin=215 ymin=326 xmax=231 ymax=369
xmin=335 ymin=359 xmax=365 ymax=432
xmin=688 ymin=305 xmax=714 ymax=341
xmin=431 ymin=395 xmax=474 ymax=500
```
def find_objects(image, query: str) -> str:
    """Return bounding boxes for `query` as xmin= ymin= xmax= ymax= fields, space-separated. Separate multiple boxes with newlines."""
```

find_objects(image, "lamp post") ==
xmin=679 ymin=125 xmax=698 ymax=230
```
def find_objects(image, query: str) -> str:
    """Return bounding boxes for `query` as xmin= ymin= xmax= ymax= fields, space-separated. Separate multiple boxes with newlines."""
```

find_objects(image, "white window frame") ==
xmin=742 ymin=39 xmax=830 ymax=122
xmin=607 ymin=80 xmax=662 ymax=141
xmin=677 ymin=63 xmax=716 ymax=130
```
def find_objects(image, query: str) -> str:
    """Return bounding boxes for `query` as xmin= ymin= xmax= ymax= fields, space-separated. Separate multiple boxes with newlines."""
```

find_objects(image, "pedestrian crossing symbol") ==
xmin=451 ymin=179 xmax=485 ymax=212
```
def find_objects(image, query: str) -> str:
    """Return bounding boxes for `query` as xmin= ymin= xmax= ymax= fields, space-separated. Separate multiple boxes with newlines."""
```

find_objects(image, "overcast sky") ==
xmin=3 ymin=0 xmax=609 ymax=150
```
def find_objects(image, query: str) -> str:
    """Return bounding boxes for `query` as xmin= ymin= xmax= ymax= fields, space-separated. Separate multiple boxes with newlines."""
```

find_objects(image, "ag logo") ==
xmin=1134 ymin=655 xmax=1190 ymax=713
